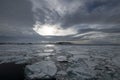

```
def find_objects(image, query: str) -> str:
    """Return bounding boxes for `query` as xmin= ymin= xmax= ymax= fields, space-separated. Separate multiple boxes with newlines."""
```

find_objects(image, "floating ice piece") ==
xmin=44 ymin=49 xmax=54 ymax=53
xmin=25 ymin=61 xmax=57 ymax=79
xmin=36 ymin=53 xmax=53 ymax=56
xmin=68 ymin=51 xmax=88 ymax=55
xmin=57 ymin=71 xmax=67 ymax=76
xmin=112 ymin=56 xmax=120 ymax=67
xmin=0 ymin=56 xmax=31 ymax=64
xmin=69 ymin=55 xmax=90 ymax=62
xmin=67 ymin=67 xmax=94 ymax=79
xmin=57 ymin=56 xmax=67 ymax=62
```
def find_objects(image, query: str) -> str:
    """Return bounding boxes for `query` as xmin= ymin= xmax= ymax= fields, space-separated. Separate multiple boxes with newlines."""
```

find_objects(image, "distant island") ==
xmin=55 ymin=42 xmax=73 ymax=45
xmin=0 ymin=42 xmax=120 ymax=46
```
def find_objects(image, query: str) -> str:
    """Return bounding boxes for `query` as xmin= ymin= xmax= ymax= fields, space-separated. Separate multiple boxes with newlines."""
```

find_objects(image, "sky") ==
xmin=0 ymin=0 xmax=120 ymax=43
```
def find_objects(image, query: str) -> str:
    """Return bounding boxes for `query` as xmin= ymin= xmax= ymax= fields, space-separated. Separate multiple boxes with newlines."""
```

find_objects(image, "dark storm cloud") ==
xmin=0 ymin=0 xmax=120 ymax=42
xmin=29 ymin=0 xmax=82 ymax=24
xmin=30 ymin=0 xmax=120 ymax=37
xmin=77 ymin=24 xmax=120 ymax=33
xmin=0 ymin=0 xmax=35 ymax=37
xmin=62 ymin=0 xmax=120 ymax=26
xmin=0 ymin=0 xmax=34 ymax=26
xmin=29 ymin=0 xmax=120 ymax=30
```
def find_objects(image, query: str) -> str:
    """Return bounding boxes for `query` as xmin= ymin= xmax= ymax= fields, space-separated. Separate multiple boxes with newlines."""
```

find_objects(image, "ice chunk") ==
xmin=25 ymin=61 xmax=57 ymax=79
xmin=57 ymin=71 xmax=67 ymax=76
xmin=112 ymin=56 xmax=120 ymax=67
xmin=57 ymin=56 xmax=67 ymax=62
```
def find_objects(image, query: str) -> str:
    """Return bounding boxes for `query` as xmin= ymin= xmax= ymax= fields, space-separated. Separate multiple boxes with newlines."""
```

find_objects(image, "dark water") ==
xmin=0 ymin=63 xmax=56 ymax=80
xmin=0 ymin=63 xmax=25 ymax=80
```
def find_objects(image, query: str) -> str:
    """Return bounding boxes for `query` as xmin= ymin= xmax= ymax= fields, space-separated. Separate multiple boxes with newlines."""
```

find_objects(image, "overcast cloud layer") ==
xmin=0 ymin=0 xmax=120 ymax=43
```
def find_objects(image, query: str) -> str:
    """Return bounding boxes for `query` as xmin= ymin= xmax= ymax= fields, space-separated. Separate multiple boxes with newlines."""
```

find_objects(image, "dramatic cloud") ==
xmin=29 ymin=0 xmax=83 ymax=36
xmin=0 ymin=0 xmax=34 ymax=37
xmin=0 ymin=0 xmax=120 ymax=42
xmin=33 ymin=22 xmax=78 ymax=36
xmin=63 ymin=0 xmax=120 ymax=26
xmin=29 ymin=0 xmax=120 ymax=24
xmin=29 ymin=0 xmax=120 ymax=37
xmin=30 ymin=0 xmax=82 ymax=24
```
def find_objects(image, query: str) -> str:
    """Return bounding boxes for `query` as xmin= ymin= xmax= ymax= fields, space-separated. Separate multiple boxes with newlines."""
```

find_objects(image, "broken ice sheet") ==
xmin=25 ymin=61 xmax=57 ymax=79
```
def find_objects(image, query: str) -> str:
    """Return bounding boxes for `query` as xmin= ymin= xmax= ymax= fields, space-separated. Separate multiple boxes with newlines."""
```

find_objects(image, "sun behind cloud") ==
xmin=33 ymin=23 xmax=78 ymax=36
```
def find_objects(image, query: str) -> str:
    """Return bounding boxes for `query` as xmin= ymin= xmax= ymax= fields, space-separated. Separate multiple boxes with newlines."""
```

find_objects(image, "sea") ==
xmin=0 ymin=43 xmax=120 ymax=80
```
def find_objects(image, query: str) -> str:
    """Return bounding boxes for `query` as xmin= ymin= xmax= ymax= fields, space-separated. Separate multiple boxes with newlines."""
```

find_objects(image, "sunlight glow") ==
xmin=33 ymin=23 xmax=78 ymax=36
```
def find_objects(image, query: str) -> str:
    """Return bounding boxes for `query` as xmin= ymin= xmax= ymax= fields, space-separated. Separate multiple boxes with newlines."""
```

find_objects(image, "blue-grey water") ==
xmin=0 ymin=44 xmax=120 ymax=80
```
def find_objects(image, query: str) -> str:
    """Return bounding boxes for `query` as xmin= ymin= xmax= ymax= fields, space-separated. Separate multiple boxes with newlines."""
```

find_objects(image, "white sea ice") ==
xmin=25 ymin=61 xmax=57 ymax=79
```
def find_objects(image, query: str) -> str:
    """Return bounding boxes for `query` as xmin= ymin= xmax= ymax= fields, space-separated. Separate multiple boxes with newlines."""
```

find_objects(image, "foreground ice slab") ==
xmin=25 ymin=61 xmax=57 ymax=80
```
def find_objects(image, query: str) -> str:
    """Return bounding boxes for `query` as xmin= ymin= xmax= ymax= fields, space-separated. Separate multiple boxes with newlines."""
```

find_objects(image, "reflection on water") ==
xmin=44 ymin=49 xmax=54 ymax=53
xmin=37 ymin=44 xmax=56 ymax=57
xmin=44 ymin=44 xmax=56 ymax=53
xmin=36 ymin=53 xmax=52 ymax=56
xmin=44 ymin=44 xmax=55 ymax=47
